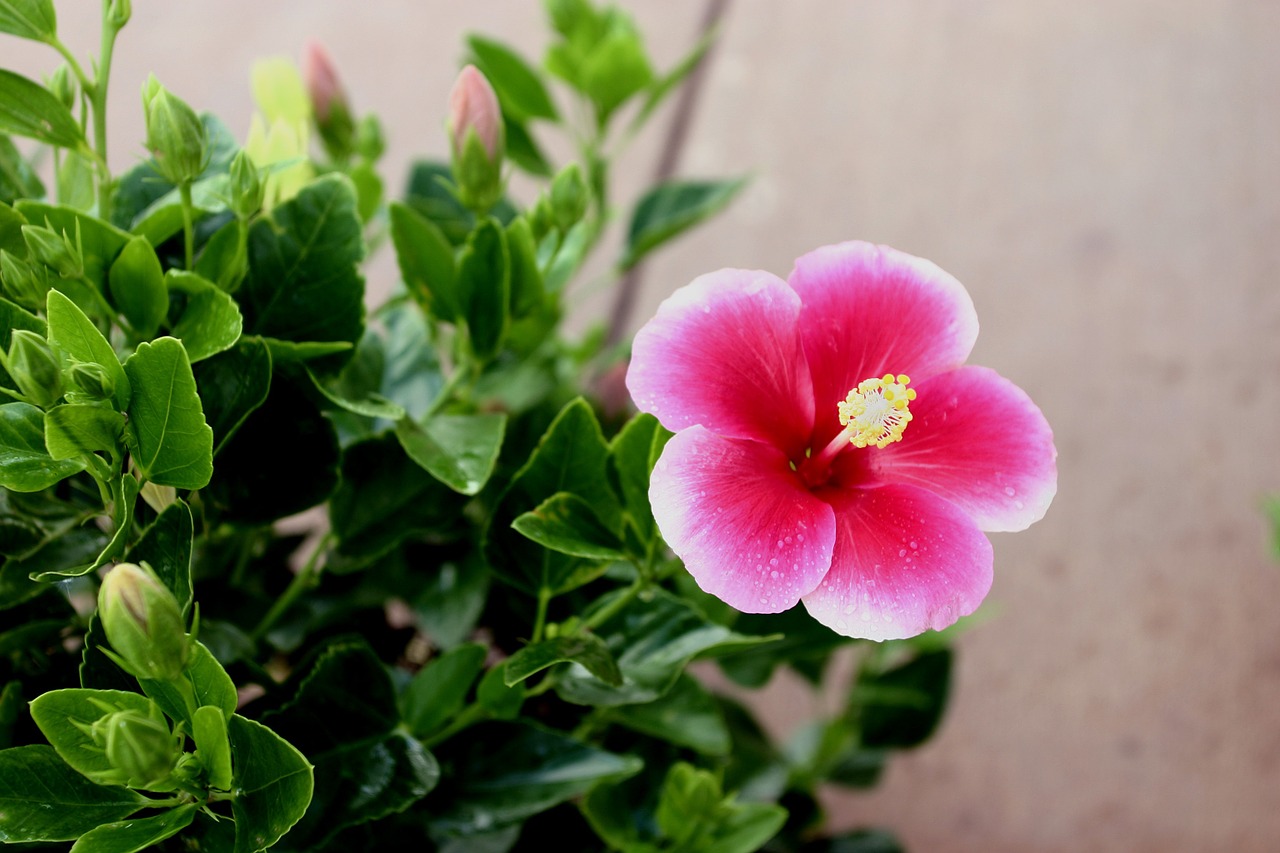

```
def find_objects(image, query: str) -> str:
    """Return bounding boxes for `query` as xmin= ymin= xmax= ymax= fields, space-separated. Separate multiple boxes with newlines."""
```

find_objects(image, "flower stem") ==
xmin=581 ymin=578 xmax=644 ymax=632
xmin=179 ymin=181 xmax=195 ymax=269
xmin=90 ymin=0 xmax=122 ymax=221
xmin=531 ymin=586 xmax=551 ymax=643
xmin=251 ymin=533 xmax=332 ymax=643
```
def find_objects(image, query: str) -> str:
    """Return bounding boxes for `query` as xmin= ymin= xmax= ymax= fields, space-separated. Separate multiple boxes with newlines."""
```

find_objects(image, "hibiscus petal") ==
xmin=801 ymin=484 xmax=992 ymax=641
xmin=788 ymin=242 xmax=979 ymax=445
xmin=651 ymin=426 xmax=836 ymax=614
xmin=627 ymin=268 xmax=815 ymax=457
xmin=868 ymin=366 xmax=1057 ymax=532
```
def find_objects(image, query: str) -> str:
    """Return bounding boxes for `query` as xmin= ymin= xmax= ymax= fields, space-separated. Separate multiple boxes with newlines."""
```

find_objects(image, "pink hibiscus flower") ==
xmin=627 ymin=241 xmax=1056 ymax=641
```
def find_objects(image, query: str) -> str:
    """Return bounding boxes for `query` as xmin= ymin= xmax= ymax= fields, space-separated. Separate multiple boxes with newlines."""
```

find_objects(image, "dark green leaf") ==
xmin=0 ymin=200 xmax=26 ymax=253
xmin=70 ymin=802 xmax=199 ymax=853
xmin=395 ymin=412 xmax=505 ymax=496
xmin=475 ymin=665 xmax=523 ymax=720
xmin=378 ymin=301 xmax=444 ymax=420
xmin=0 ymin=680 xmax=21 ymax=748
xmin=123 ymin=337 xmax=213 ymax=489
xmin=306 ymin=364 xmax=404 ymax=420
xmin=0 ymin=402 xmax=84 ymax=491
xmin=28 ymin=688 xmax=160 ymax=785
xmin=622 ymin=177 xmax=746 ymax=270
xmin=111 ymin=115 xmax=237 ymax=231
xmin=0 ymin=294 xmax=44 ymax=393
xmin=512 ymin=492 xmax=627 ymax=560
xmin=502 ymin=115 xmax=553 ymax=177
xmin=458 ymin=217 xmax=509 ymax=361
xmin=401 ymin=642 xmax=486 ymax=737
xmin=611 ymin=673 xmax=730 ymax=755
xmin=428 ymin=722 xmax=641 ymax=838
xmin=505 ymin=216 xmax=543 ymax=316
xmin=819 ymin=829 xmax=907 ymax=853
xmin=108 ymin=236 xmax=166 ymax=338
xmin=241 ymin=174 xmax=365 ymax=372
xmin=716 ymin=605 xmax=854 ymax=690
xmin=0 ymin=69 xmax=85 ymax=149
xmin=0 ymin=0 xmax=56 ymax=43
xmin=265 ymin=640 xmax=398 ymax=753
xmin=228 ymin=715 xmax=314 ymax=853
xmin=46 ymin=289 xmax=130 ymax=410
xmin=608 ymin=412 xmax=669 ymax=543
xmin=126 ymin=499 xmax=193 ymax=617
xmin=410 ymin=554 xmax=489 ymax=650
xmin=165 ymin=270 xmax=243 ymax=362
xmin=129 ymin=175 xmax=227 ymax=247
xmin=0 ymin=134 xmax=44 ymax=203
xmin=43 ymin=403 xmax=124 ymax=461
xmin=0 ymin=559 xmax=43 ymax=610
xmin=467 ymin=35 xmax=559 ymax=121
xmin=389 ymin=200 xmax=458 ymax=322
xmin=404 ymin=160 xmax=474 ymax=246
xmin=0 ymin=745 xmax=147 ymax=842
xmin=80 ymin=612 xmax=135 ymax=691
xmin=858 ymin=648 xmax=952 ymax=749
xmin=193 ymin=216 xmax=248 ymax=291
xmin=192 ymin=335 xmax=271 ymax=455
xmin=139 ymin=641 xmax=236 ymax=728
xmin=503 ymin=633 xmax=621 ymax=687
xmin=9 ymin=524 xmax=107 ymax=588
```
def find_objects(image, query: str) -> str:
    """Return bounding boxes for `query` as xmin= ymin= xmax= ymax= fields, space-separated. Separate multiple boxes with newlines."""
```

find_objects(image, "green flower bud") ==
xmin=98 ymin=562 xmax=189 ymax=681
xmin=67 ymin=361 xmax=116 ymax=402
xmin=6 ymin=330 xmax=63 ymax=409
xmin=0 ymin=250 xmax=50 ymax=309
xmin=22 ymin=224 xmax=83 ymax=279
xmin=107 ymin=0 xmax=131 ymax=27
xmin=97 ymin=709 xmax=179 ymax=789
xmin=47 ymin=64 xmax=76 ymax=110
xmin=142 ymin=75 xmax=208 ymax=186
xmin=355 ymin=115 xmax=385 ymax=162
xmin=228 ymin=150 xmax=264 ymax=220
xmin=447 ymin=65 xmax=505 ymax=213
xmin=528 ymin=193 xmax=556 ymax=243
xmin=549 ymin=163 xmax=588 ymax=231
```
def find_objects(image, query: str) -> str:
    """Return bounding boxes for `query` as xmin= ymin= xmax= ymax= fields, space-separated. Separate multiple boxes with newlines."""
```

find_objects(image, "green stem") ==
xmin=91 ymin=1 xmax=122 ymax=221
xmin=179 ymin=181 xmax=195 ymax=269
xmin=421 ymin=702 xmax=486 ymax=749
xmin=531 ymin=586 xmax=552 ymax=644
xmin=48 ymin=37 xmax=94 ymax=94
xmin=581 ymin=578 xmax=644 ymax=633
xmin=251 ymin=533 xmax=333 ymax=643
xmin=424 ymin=359 xmax=474 ymax=418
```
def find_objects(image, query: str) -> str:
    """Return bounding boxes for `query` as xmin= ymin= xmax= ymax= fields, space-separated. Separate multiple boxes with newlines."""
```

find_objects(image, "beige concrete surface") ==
xmin=7 ymin=2 xmax=1280 ymax=851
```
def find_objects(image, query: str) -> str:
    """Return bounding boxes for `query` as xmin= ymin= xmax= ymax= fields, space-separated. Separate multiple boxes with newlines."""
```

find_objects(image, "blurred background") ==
xmin=8 ymin=2 xmax=1280 ymax=850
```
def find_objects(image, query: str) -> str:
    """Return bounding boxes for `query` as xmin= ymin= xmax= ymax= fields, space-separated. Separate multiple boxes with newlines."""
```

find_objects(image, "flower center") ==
xmin=836 ymin=374 xmax=916 ymax=449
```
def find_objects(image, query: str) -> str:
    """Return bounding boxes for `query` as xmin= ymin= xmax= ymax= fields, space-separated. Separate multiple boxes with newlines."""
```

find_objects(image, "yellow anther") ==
xmin=836 ymin=374 xmax=917 ymax=449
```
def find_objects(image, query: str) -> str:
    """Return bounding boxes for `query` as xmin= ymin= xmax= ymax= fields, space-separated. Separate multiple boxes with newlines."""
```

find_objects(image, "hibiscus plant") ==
xmin=0 ymin=1 xmax=1055 ymax=851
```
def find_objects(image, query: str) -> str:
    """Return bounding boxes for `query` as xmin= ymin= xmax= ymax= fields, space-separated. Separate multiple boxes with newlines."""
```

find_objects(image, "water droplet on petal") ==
xmin=1004 ymin=486 xmax=1016 ymax=496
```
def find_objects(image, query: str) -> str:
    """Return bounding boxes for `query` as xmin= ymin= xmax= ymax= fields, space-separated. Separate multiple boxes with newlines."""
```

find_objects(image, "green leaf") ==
xmin=475 ymin=665 xmax=523 ymax=719
xmin=139 ymin=641 xmax=236 ymax=728
xmin=395 ymin=412 xmax=505 ymax=496
xmin=580 ymin=26 xmax=653 ymax=126
xmin=401 ymin=642 xmax=486 ymax=737
xmin=610 ymin=672 xmax=730 ymax=755
xmin=0 ymin=200 xmax=26 ymax=253
xmin=0 ymin=294 xmax=44 ymax=393
xmin=608 ymin=412 xmax=670 ymax=543
xmin=192 ymin=335 xmax=271 ymax=455
xmin=427 ymin=722 xmax=641 ymax=838
xmin=0 ymin=745 xmax=148 ymax=842
xmin=818 ymin=829 xmax=907 ymax=853
xmin=193 ymin=705 xmax=232 ymax=790
xmin=126 ymin=499 xmax=193 ymax=617
xmin=123 ymin=337 xmax=214 ymax=489
xmin=655 ymin=762 xmax=786 ymax=853
xmin=629 ymin=26 xmax=716 ymax=134
xmin=0 ymin=69 xmax=84 ymax=149
xmin=228 ymin=714 xmax=314 ymax=853
xmin=0 ymin=402 xmax=85 ymax=491
xmin=242 ymin=174 xmax=365 ymax=372
xmin=193 ymin=216 xmax=248 ymax=291
xmin=34 ymin=473 xmax=138 ymax=581
xmin=505 ymin=216 xmax=543 ymax=317
xmin=56 ymin=149 xmax=95 ymax=212
xmin=502 ymin=115 xmax=553 ymax=178
xmin=410 ymin=554 xmax=489 ymax=651
xmin=111 ymin=115 xmax=237 ymax=231
xmin=389 ymin=200 xmax=458 ymax=322
xmin=108 ymin=236 xmax=166 ymax=339
xmin=43 ymin=403 xmax=125 ymax=461
xmin=28 ymin=688 xmax=160 ymax=785
xmin=8 ymin=524 xmax=107 ymax=589
xmin=467 ymin=35 xmax=559 ymax=121
xmin=512 ymin=492 xmax=627 ymax=560
xmin=542 ymin=217 xmax=591 ymax=293
xmin=858 ymin=648 xmax=952 ymax=749
xmin=0 ymin=134 xmax=44 ymax=203
xmin=306 ymin=364 xmax=405 ymax=420
xmin=0 ymin=559 xmax=43 ymax=610
xmin=46 ymin=289 xmax=130 ymax=410
xmin=622 ymin=177 xmax=746 ymax=270
xmin=503 ymin=633 xmax=621 ymax=687
xmin=0 ymin=680 xmax=21 ymax=748
xmin=0 ymin=0 xmax=56 ymax=42
xmin=165 ymin=270 xmax=243 ymax=362
xmin=457 ymin=217 xmax=509 ymax=361
xmin=70 ymin=803 xmax=199 ymax=853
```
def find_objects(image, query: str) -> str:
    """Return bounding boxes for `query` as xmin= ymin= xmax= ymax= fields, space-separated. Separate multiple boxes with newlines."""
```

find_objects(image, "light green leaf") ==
xmin=0 ymin=69 xmax=84 ymax=149
xmin=0 ymin=0 xmax=55 ymax=42
xmin=47 ymin=289 xmax=130 ymax=410
xmin=395 ymin=412 xmax=505 ymax=496
xmin=193 ymin=217 xmax=248 ymax=291
xmin=307 ymin=365 xmax=404 ymax=420
xmin=503 ymin=633 xmax=621 ymax=687
xmin=542 ymin=217 xmax=591 ymax=293
xmin=623 ymin=177 xmax=746 ymax=270
xmin=70 ymin=803 xmax=199 ymax=853
xmin=193 ymin=705 xmax=232 ymax=790
xmin=0 ymin=745 xmax=148 ymax=842
xmin=227 ymin=715 xmax=314 ymax=853
xmin=139 ymin=641 xmax=236 ymax=728
xmin=165 ymin=270 xmax=243 ymax=362
xmin=401 ymin=642 xmax=486 ymax=738
xmin=28 ymin=688 xmax=159 ymax=785
xmin=0 ymin=402 xmax=84 ymax=491
xmin=123 ymin=337 xmax=213 ymax=489
xmin=108 ymin=236 xmax=166 ymax=339
xmin=43 ymin=404 xmax=124 ymax=461
xmin=467 ymin=35 xmax=559 ymax=121
xmin=581 ymin=26 xmax=653 ymax=126
xmin=512 ymin=492 xmax=628 ymax=561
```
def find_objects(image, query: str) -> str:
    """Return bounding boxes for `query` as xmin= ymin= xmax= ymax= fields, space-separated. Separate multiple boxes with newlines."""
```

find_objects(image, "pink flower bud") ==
xmin=448 ymin=65 xmax=502 ymax=161
xmin=302 ymin=39 xmax=345 ymax=123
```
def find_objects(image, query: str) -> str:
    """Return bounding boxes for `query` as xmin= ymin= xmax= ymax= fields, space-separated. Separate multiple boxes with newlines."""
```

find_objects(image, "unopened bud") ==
xmin=5 ymin=330 xmax=62 ymax=408
xmin=97 ymin=709 xmax=179 ymax=789
xmin=108 ymin=0 xmax=131 ymax=27
xmin=98 ymin=562 xmax=189 ymax=681
xmin=447 ymin=65 xmax=504 ymax=212
xmin=48 ymin=64 xmax=75 ymax=110
xmin=66 ymin=361 xmax=116 ymax=402
xmin=142 ymin=75 xmax=208 ymax=186
xmin=529 ymin=193 xmax=556 ymax=242
xmin=0 ymin=250 xmax=49 ymax=309
xmin=549 ymin=163 xmax=588 ymax=231
xmin=228 ymin=150 xmax=264 ymax=219
xmin=302 ymin=40 xmax=356 ymax=162
xmin=355 ymin=115 xmax=385 ymax=162
xmin=22 ymin=224 xmax=82 ymax=279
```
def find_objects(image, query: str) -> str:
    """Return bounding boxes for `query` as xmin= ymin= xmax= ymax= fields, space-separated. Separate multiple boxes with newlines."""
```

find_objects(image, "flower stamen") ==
xmin=837 ymin=374 xmax=917 ymax=449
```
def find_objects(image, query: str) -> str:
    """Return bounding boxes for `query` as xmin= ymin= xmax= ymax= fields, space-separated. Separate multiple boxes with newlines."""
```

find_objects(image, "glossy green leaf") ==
xmin=611 ymin=672 xmax=730 ymax=755
xmin=395 ymin=412 xmax=505 ymax=496
xmin=717 ymin=604 xmax=854 ymax=689
xmin=458 ymin=217 xmax=509 ymax=361
xmin=108 ymin=236 xmax=166 ymax=339
xmin=858 ymin=648 xmax=952 ymax=749
xmin=126 ymin=499 xmax=193 ymax=617
xmin=389 ymin=200 xmax=458 ymax=322
xmin=0 ymin=402 xmax=84 ymax=491
xmin=512 ymin=492 xmax=627 ymax=560
xmin=467 ymin=35 xmax=559 ymax=121
xmin=70 ymin=803 xmax=199 ymax=853
xmin=0 ymin=294 xmax=44 ymax=394
xmin=427 ymin=722 xmax=641 ymax=837
xmin=228 ymin=714 xmax=314 ymax=853
xmin=139 ymin=641 xmax=236 ymax=728
xmin=43 ymin=404 xmax=124 ymax=461
xmin=123 ymin=337 xmax=213 ymax=489
xmin=410 ymin=554 xmax=489 ymax=651
xmin=0 ymin=69 xmax=84 ymax=149
xmin=111 ymin=115 xmax=237 ymax=231
xmin=307 ymin=364 xmax=404 ymax=420
xmin=28 ymin=688 xmax=160 ymax=785
xmin=192 ymin=335 xmax=271 ymax=455
xmin=241 ymin=174 xmax=365 ymax=372
xmin=622 ymin=177 xmax=746 ymax=270
xmin=401 ymin=642 xmax=486 ymax=737
xmin=46 ymin=289 xmax=130 ymax=410
xmin=655 ymin=762 xmax=787 ymax=853
xmin=193 ymin=705 xmax=232 ymax=790
xmin=165 ymin=270 xmax=243 ymax=362
xmin=9 ymin=525 xmax=107 ymax=589
xmin=0 ymin=134 xmax=43 ymax=203
xmin=503 ymin=632 xmax=621 ymax=687
xmin=0 ymin=0 xmax=55 ymax=42
xmin=0 ymin=745 xmax=148 ymax=842
xmin=33 ymin=473 xmax=138 ymax=580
